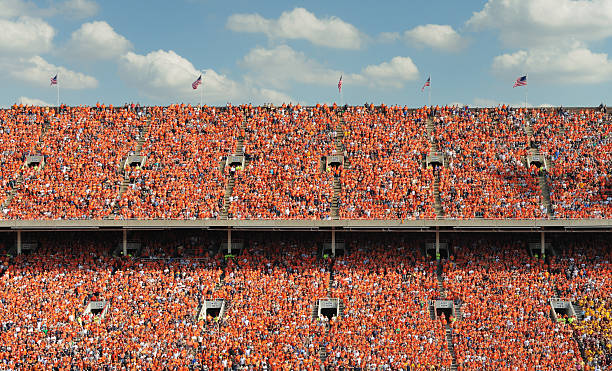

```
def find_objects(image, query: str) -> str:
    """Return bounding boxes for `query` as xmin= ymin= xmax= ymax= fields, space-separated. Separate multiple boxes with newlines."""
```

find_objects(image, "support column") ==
xmin=331 ymin=227 xmax=336 ymax=256
xmin=436 ymin=228 xmax=440 ymax=260
xmin=540 ymin=230 xmax=545 ymax=257
xmin=122 ymin=229 xmax=127 ymax=256
xmin=227 ymin=227 xmax=231 ymax=254
xmin=17 ymin=230 xmax=22 ymax=255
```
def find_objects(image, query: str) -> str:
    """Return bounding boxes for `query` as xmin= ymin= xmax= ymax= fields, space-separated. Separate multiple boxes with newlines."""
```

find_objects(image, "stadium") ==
xmin=0 ymin=103 xmax=610 ymax=370
xmin=2 ymin=0 xmax=612 ymax=369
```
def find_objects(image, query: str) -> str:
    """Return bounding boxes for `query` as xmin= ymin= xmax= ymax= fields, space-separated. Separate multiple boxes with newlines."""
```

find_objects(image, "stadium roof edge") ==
xmin=0 ymin=219 xmax=610 ymax=231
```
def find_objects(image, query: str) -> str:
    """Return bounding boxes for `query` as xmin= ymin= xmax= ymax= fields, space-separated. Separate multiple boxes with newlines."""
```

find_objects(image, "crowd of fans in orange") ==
xmin=434 ymin=106 xmax=545 ymax=218
xmin=532 ymin=109 xmax=612 ymax=218
xmin=229 ymin=105 xmax=335 ymax=219
xmin=340 ymin=106 xmax=436 ymax=219
xmin=0 ymin=232 xmax=610 ymax=369
xmin=116 ymin=105 xmax=240 ymax=219
xmin=1 ymin=104 xmax=610 ymax=220
xmin=327 ymin=239 xmax=451 ymax=369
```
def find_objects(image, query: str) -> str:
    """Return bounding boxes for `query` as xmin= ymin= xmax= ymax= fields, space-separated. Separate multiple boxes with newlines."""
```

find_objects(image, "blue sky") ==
xmin=1 ymin=0 xmax=611 ymax=107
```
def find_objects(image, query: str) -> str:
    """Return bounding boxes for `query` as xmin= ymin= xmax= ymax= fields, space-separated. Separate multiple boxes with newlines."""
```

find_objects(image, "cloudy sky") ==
xmin=1 ymin=0 xmax=612 ymax=107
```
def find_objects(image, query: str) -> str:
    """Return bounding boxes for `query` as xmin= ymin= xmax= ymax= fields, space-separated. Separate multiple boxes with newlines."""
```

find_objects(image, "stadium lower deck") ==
xmin=0 ymin=231 xmax=610 ymax=370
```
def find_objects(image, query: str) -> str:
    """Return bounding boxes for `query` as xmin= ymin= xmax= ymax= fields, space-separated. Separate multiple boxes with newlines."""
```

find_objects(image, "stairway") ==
xmin=433 ymin=177 xmax=444 ymax=218
xmin=572 ymin=303 xmax=585 ymax=321
xmin=311 ymin=301 xmax=318 ymax=320
xmin=0 ymin=174 xmax=23 ymax=211
xmin=537 ymin=174 xmax=553 ymax=217
xmin=427 ymin=119 xmax=445 ymax=218
xmin=445 ymin=324 xmax=458 ymax=371
xmin=110 ymin=116 xmax=152 ymax=216
xmin=220 ymin=176 xmax=235 ymax=219
xmin=331 ymin=176 xmax=341 ymax=220
xmin=219 ymin=118 xmax=248 ymax=220
xmin=330 ymin=118 xmax=348 ymax=220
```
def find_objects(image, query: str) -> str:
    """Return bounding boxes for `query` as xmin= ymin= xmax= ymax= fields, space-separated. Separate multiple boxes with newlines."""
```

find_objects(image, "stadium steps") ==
xmin=220 ymin=175 xmax=235 ymax=219
xmin=319 ymin=336 xmax=328 ymax=364
xmin=573 ymin=331 xmax=589 ymax=365
xmin=108 ymin=116 xmax=152 ymax=217
xmin=338 ymin=300 xmax=344 ymax=317
xmin=331 ymin=176 xmax=341 ymax=220
xmin=0 ymin=174 xmax=23 ymax=211
xmin=455 ymin=303 xmax=463 ymax=319
xmin=219 ymin=117 xmax=247 ymax=219
xmin=445 ymin=324 xmax=458 ymax=371
xmin=537 ymin=173 xmax=554 ymax=217
xmin=572 ymin=303 xmax=585 ymax=321
xmin=429 ymin=302 xmax=436 ymax=320
xmin=311 ymin=301 xmax=318 ymax=320
xmin=433 ymin=176 xmax=445 ymax=218
xmin=436 ymin=261 xmax=447 ymax=298
xmin=426 ymin=118 xmax=434 ymax=138
xmin=330 ymin=118 xmax=349 ymax=219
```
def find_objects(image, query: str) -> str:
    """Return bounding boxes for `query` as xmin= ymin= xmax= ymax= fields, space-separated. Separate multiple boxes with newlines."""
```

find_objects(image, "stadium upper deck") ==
xmin=0 ymin=103 xmax=610 ymax=228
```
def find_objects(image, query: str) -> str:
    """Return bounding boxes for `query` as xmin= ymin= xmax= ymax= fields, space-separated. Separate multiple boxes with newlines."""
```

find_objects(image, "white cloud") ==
xmin=66 ymin=21 xmax=132 ymax=60
xmin=118 ymin=49 xmax=292 ymax=104
xmin=17 ymin=96 xmax=52 ymax=106
xmin=378 ymin=32 xmax=401 ymax=43
xmin=7 ymin=55 xmax=98 ymax=89
xmin=492 ymin=44 xmax=612 ymax=83
xmin=467 ymin=0 xmax=612 ymax=47
xmin=241 ymin=45 xmax=339 ymax=88
xmin=404 ymin=24 xmax=466 ymax=52
xmin=0 ymin=0 xmax=98 ymax=19
xmin=241 ymin=45 xmax=419 ymax=90
xmin=59 ymin=0 xmax=98 ymax=19
xmin=0 ymin=16 xmax=55 ymax=55
xmin=227 ymin=8 xmax=365 ymax=49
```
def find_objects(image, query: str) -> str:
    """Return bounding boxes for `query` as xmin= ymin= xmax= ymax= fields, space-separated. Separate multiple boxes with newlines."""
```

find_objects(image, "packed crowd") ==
xmin=532 ymin=109 xmax=612 ymax=218
xmin=327 ymin=239 xmax=451 ymax=369
xmin=0 ymin=106 xmax=45 ymax=210
xmin=115 ymin=105 xmax=240 ymax=219
xmin=433 ymin=106 xmax=545 ymax=218
xmin=229 ymin=104 xmax=335 ymax=219
xmin=2 ymin=104 xmax=143 ymax=219
xmin=1 ymin=232 xmax=611 ymax=369
xmin=340 ymin=105 xmax=436 ymax=219
xmin=441 ymin=237 xmax=593 ymax=370
xmin=548 ymin=238 xmax=612 ymax=369
xmin=1 ymin=104 xmax=611 ymax=220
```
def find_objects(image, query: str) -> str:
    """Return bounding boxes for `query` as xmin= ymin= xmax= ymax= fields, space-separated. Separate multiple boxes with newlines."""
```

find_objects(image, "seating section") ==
xmin=0 ymin=234 xmax=610 ymax=369
xmin=549 ymin=239 xmax=612 ymax=369
xmin=115 ymin=105 xmax=240 ymax=219
xmin=327 ymin=241 xmax=451 ymax=369
xmin=0 ymin=104 xmax=610 ymax=220
xmin=533 ymin=110 xmax=612 ymax=218
xmin=0 ymin=107 xmax=45 ymax=208
xmin=443 ymin=241 xmax=584 ymax=369
xmin=340 ymin=106 xmax=436 ymax=219
xmin=4 ymin=105 xmax=143 ymax=219
xmin=435 ymin=107 xmax=544 ymax=218
xmin=229 ymin=106 xmax=334 ymax=219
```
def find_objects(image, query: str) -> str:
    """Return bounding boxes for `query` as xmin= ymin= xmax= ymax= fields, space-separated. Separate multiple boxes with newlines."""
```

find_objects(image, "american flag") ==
xmin=421 ymin=76 xmax=430 ymax=92
xmin=192 ymin=75 xmax=202 ymax=90
xmin=50 ymin=74 xmax=57 ymax=85
xmin=513 ymin=75 xmax=527 ymax=87
xmin=338 ymin=75 xmax=342 ymax=93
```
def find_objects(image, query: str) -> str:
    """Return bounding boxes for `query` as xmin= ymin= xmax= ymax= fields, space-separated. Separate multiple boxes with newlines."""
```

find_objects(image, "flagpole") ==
xmin=525 ymin=73 xmax=528 ymax=110
xmin=56 ymin=73 xmax=60 ymax=107
xmin=200 ymin=70 xmax=204 ymax=108
xmin=428 ymin=77 xmax=431 ymax=108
